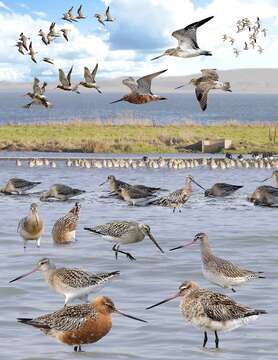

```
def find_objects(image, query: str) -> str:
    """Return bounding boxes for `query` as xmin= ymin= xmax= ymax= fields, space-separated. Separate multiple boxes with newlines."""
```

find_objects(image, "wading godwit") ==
xmin=262 ymin=171 xmax=278 ymax=187
xmin=147 ymin=175 xmax=204 ymax=212
xmin=110 ymin=69 xmax=168 ymax=104
xmin=40 ymin=184 xmax=85 ymax=201
xmin=1 ymin=178 xmax=40 ymax=194
xmin=57 ymin=66 xmax=80 ymax=93
xmin=151 ymin=16 xmax=214 ymax=61
xmin=146 ymin=281 xmax=266 ymax=348
xmin=52 ymin=202 xmax=81 ymax=244
xmin=18 ymin=203 xmax=44 ymax=249
xmin=248 ymin=186 xmax=278 ymax=207
xmin=10 ymin=258 xmax=119 ymax=305
xmin=119 ymin=186 xmax=155 ymax=206
xmin=204 ymin=183 xmax=243 ymax=197
xmin=17 ymin=296 xmax=146 ymax=352
xmin=84 ymin=221 xmax=164 ymax=261
xmin=170 ymin=233 xmax=265 ymax=291
xmin=80 ymin=64 xmax=102 ymax=93
xmin=176 ymin=69 xmax=232 ymax=111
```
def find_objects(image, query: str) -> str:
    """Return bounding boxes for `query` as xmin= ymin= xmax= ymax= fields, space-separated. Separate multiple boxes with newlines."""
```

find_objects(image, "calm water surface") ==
xmin=0 ymin=157 xmax=277 ymax=360
xmin=0 ymin=91 xmax=278 ymax=124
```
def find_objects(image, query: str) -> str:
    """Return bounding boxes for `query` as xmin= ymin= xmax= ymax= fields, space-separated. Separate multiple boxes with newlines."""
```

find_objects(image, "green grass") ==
xmin=0 ymin=121 xmax=277 ymax=153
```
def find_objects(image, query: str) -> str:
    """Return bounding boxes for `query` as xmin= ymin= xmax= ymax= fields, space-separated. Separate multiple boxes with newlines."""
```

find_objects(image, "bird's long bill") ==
xmin=191 ymin=179 xmax=206 ymax=190
xmin=261 ymin=176 xmax=271 ymax=183
xmin=9 ymin=267 xmax=38 ymax=283
xmin=148 ymin=232 xmax=164 ymax=253
xmin=146 ymin=292 xmax=180 ymax=310
xmin=115 ymin=309 xmax=147 ymax=323
xmin=99 ymin=179 xmax=107 ymax=186
xmin=150 ymin=54 xmax=165 ymax=61
xmin=174 ymin=85 xmax=185 ymax=90
xmin=110 ymin=98 xmax=124 ymax=104
xmin=169 ymin=239 xmax=196 ymax=251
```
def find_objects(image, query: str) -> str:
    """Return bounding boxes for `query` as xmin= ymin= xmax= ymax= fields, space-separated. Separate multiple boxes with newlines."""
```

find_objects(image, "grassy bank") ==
xmin=0 ymin=121 xmax=277 ymax=153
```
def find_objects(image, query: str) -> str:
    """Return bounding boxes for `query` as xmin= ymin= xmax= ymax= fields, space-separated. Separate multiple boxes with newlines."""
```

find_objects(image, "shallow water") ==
xmin=1 ymin=91 xmax=278 ymax=124
xmin=0 ymin=157 xmax=277 ymax=360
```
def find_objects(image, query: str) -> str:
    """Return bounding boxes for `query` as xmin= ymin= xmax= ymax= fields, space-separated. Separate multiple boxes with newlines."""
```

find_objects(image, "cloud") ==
xmin=0 ymin=1 xmax=11 ymax=11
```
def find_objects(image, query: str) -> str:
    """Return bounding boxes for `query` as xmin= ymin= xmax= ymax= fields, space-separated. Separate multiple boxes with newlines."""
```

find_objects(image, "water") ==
xmin=0 ymin=156 xmax=277 ymax=360
xmin=1 ymin=91 xmax=278 ymax=124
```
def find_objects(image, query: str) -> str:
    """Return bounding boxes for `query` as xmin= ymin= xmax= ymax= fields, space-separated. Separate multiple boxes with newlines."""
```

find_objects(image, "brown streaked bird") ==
xmin=40 ymin=184 xmax=85 ymax=201
xmin=10 ymin=258 xmax=120 ymax=305
xmin=1 ymin=178 xmax=41 ymax=194
xmin=85 ymin=221 xmax=164 ymax=261
xmin=18 ymin=203 xmax=44 ymax=249
xmin=24 ymin=77 xmax=51 ymax=109
xmin=151 ymin=16 xmax=213 ymax=61
xmin=52 ymin=203 xmax=81 ymax=244
xmin=185 ymin=69 xmax=232 ymax=111
xmin=170 ymin=233 xmax=265 ymax=292
xmin=28 ymin=42 xmax=37 ymax=63
xmin=17 ymin=296 xmax=147 ymax=352
xmin=146 ymin=281 xmax=266 ymax=349
xmin=204 ymin=183 xmax=243 ymax=197
xmin=147 ymin=175 xmax=205 ymax=212
xmin=76 ymin=5 xmax=86 ymax=19
xmin=79 ymin=64 xmax=102 ymax=94
xmin=57 ymin=66 xmax=80 ymax=93
xmin=110 ymin=69 xmax=168 ymax=105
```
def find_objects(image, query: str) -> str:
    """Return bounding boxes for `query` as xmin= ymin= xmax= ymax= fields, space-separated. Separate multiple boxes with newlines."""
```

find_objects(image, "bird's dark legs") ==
xmin=231 ymin=288 xmax=236 ymax=293
xmin=74 ymin=345 xmax=83 ymax=352
xmin=203 ymin=331 xmax=208 ymax=348
xmin=112 ymin=244 xmax=136 ymax=261
xmin=215 ymin=331 xmax=219 ymax=349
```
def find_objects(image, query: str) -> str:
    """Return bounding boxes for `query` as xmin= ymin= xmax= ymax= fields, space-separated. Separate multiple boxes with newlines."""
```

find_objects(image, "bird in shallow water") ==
xmin=146 ymin=281 xmax=266 ymax=349
xmin=170 ymin=233 xmax=265 ymax=292
xmin=262 ymin=170 xmax=278 ymax=187
xmin=40 ymin=184 xmax=85 ymax=201
xmin=79 ymin=64 xmax=102 ymax=94
xmin=204 ymin=183 xmax=243 ymax=197
xmin=84 ymin=221 xmax=164 ymax=261
xmin=248 ymin=185 xmax=278 ymax=207
xmin=10 ymin=258 xmax=119 ymax=306
xmin=176 ymin=69 xmax=232 ymax=111
xmin=118 ymin=186 xmax=155 ymax=206
xmin=151 ymin=16 xmax=214 ymax=61
xmin=110 ymin=69 xmax=168 ymax=104
xmin=1 ymin=178 xmax=40 ymax=194
xmin=17 ymin=296 xmax=146 ymax=352
xmin=18 ymin=203 xmax=44 ymax=249
xmin=52 ymin=202 xmax=81 ymax=244
xmin=147 ymin=175 xmax=204 ymax=212
xmin=57 ymin=66 xmax=80 ymax=93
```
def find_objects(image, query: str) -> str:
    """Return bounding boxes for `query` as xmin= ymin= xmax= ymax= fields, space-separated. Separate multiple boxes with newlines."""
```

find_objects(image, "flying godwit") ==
xmin=95 ymin=13 xmax=105 ymax=26
xmin=19 ymin=32 xmax=29 ymax=51
xmin=28 ymin=42 xmax=37 ymax=63
xmin=24 ymin=77 xmax=52 ymax=109
xmin=170 ymin=233 xmax=265 ymax=292
xmin=61 ymin=28 xmax=70 ymax=42
xmin=40 ymin=184 xmax=85 ymax=201
xmin=18 ymin=203 xmax=44 ymax=249
xmin=178 ymin=69 xmax=231 ymax=111
xmin=104 ymin=6 xmax=114 ymax=22
xmin=204 ymin=183 xmax=243 ymax=197
xmin=43 ymin=57 xmax=54 ymax=65
xmin=1 ymin=178 xmax=40 ymax=194
xmin=111 ymin=69 xmax=168 ymax=104
xmin=76 ymin=5 xmax=86 ymax=19
xmin=15 ymin=41 xmax=25 ymax=55
xmin=80 ymin=64 xmax=102 ymax=94
xmin=147 ymin=175 xmax=204 ymax=212
xmin=57 ymin=66 xmax=80 ymax=93
xmin=17 ymin=296 xmax=146 ymax=352
xmin=84 ymin=221 xmax=164 ymax=261
xmin=10 ymin=258 xmax=119 ymax=305
xmin=52 ymin=202 xmax=81 ymax=244
xmin=62 ymin=6 xmax=77 ymax=22
xmin=38 ymin=29 xmax=48 ymax=45
xmin=146 ymin=281 xmax=266 ymax=348
xmin=151 ymin=16 xmax=214 ymax=61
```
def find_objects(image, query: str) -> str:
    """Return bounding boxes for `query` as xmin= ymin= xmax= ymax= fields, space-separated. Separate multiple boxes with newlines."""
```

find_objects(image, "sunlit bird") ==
xmin=1 ymin=178 xmax=40 ymax=194
xmin=61 ymin=28 xmax=70 ymax=42
xmin=80 ymin=64 xmax=102 ymax=94
xmin=57 ymin=66 xmax=80 ymax=93
xmin=94 ymin=13 xmax=105 ymax=26
xmin=43 ymin=57 xmax=54 ymax=65
xmin=62 ymin=6 xmax=78 ymax=22
xmin=28 ymin=42 xmax=37 ymax=63
xmin=105 ymin=6 xmax=114 ymax=22
xmin=40 ymin=184 xmax=85 ymax=201
xmin=76 ymin=5 xmax=86 ymax=19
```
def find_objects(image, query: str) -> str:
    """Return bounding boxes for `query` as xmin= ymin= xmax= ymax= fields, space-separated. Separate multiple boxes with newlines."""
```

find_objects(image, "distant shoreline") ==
xmin=0 ymin=121 xmax=277 ymax=154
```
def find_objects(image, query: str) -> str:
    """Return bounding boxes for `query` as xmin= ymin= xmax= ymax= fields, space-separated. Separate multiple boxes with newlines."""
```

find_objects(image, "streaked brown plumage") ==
xmin=52 ymin=203 xmax=81 ymax=244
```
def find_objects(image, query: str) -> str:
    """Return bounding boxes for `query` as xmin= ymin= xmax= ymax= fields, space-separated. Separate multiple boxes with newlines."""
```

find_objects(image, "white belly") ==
xmin=202 ymin=267 xmax=248 ymax=288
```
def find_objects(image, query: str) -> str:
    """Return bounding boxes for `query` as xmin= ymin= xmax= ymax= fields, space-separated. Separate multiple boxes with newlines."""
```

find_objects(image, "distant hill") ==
xmin=0 ymin=68 xmax=277 ymax=93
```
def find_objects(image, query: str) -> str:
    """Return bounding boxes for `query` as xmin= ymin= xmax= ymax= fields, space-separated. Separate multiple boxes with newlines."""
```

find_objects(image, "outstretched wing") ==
xmin=195 ymin=85 xmax=210 ymax=111
xmin=91 ymin=63 xmax=98 ymax=81
xmin=122 ymin=77 xmax=138 ymax=92
xmin=106 ymin=6 xmax=112 ymax=20
xmin=84 ymin=67 xmax=93 ymax=82
xmin=59 ymin=69 xmax=69 ymax=87
xmin=137 ymin=69 xmax=167 ymax=94
xmin=33 ymin=78 xmax=41 ymax=95
xmin=67 ymin=65 xmax=73 ymax=86
xmin=201 ymin=69 xmax=219 ymax=81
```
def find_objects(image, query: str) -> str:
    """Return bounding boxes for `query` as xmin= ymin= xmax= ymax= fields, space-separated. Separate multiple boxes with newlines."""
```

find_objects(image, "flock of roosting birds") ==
xmin=3 ymin=165 xmax=277 ymax=351
xmin=15 ymin=10 xmax=267 ymax=111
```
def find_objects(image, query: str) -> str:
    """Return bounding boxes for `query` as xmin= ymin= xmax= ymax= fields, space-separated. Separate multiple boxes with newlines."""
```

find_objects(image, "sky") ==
xmin=1 ymin=0 xmax=278 ymax=82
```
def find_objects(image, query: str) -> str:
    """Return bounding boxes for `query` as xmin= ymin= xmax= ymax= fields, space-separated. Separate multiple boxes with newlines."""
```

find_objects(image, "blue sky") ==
xmin=1 ymin=0 xmax=278 ymax=82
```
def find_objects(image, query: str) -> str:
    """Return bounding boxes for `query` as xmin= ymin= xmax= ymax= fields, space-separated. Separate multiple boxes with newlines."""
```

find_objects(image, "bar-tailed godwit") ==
xmin=204 ymin=183 xmax=243 ymax=197
xmin=40 ymin=184 xmax=85 ymax=201
xmin=57 ymin=66 xmax=80 ymax=93
xmin=1 ymin=178 xmax=40 ymax=194
xmin=80 ymin=64 xmax=102 ymax=94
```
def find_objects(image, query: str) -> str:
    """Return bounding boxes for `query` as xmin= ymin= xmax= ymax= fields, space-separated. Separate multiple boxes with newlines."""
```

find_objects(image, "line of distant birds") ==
xmin=222 ymin=17 xmax=266 ymax=57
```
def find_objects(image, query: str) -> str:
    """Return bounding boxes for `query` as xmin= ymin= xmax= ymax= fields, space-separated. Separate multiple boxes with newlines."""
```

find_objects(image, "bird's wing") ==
xmin=172 ymin=16 xmax=213 ymax=50
xmin=91 ymin=63 xmax=98 ymax=81
xmin=49 ymin=22 xmax=55 ymax=32
xmin=105 ymin=6 xmax=112 ymax=20
xmin=67 ymin=66 xmax=73 ymax=86
xmin=92 ymin=221 xmax=133 ymax=237
xmin=33 ymin=78 xmax=41 ymax=95
xmin=137 ymin=69 xmax=167 ymax=94
xmin=122 ymin=77 xmax=138 ymax=92
xmin=30 ymin=304 xmax=94 ymax=331
xmin=59 ymin=69 xmax=69 ymax=87
xmin=11 ymin=178 xmax=34 ymax=188
xmin=84 ymin=67 xmax=93 ymax=82
xmin=207 ymin=254 xmax=255 ymax=278
xmin=195 ymin=85 xmax=210 ymax=111
xmin=200 ymin=69 xmax=219 ymax=81
xmin=77 ymin=5 xmax=82 ymax=16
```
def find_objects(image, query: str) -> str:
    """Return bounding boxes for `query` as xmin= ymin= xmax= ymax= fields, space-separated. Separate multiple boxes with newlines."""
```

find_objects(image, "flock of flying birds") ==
xmin=14 ymin=10 xmax=266 ymax=111
xmin=222 ymin=17 xmax=267 ymax=57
